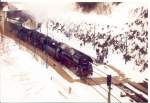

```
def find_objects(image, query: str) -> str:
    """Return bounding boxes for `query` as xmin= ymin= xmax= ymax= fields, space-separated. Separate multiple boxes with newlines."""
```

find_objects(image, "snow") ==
xmin=0 ymin=35 xmax=133 ymax=102
xmin=94 ymin=84 xmax=132 ymax=102
xmin=94 ymin=65 xmax=118 ymax=77
xmin=106 ymin=52 xmax=148 ymax=82
xmin=0 ymin=37 xmax=65 ymax=102
xmin=0 ymin=0 xmax=148 ymax=102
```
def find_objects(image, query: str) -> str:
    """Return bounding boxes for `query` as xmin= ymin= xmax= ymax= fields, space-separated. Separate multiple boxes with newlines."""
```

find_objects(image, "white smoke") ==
xmin=8 ymin=0 xmax=74 ymax=23
xmin=3 ymin=0 xmax=148 ymax=25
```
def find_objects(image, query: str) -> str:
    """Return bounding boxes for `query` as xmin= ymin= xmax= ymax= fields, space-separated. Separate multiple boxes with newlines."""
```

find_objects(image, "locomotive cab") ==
xmin=78 ymin=58 xmax=93 ymax=78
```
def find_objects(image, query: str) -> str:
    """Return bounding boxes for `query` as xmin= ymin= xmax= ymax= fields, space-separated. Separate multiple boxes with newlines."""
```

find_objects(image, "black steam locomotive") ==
xmin=9 ymin=21 xmax=93 ymax=79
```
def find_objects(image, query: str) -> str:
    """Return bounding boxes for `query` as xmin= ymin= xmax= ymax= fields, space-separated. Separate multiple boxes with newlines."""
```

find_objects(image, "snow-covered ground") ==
xmin=0 ymin=36 xmax=133 ymax=102
xmin=0 ymin=0 xmax=148 ymax=102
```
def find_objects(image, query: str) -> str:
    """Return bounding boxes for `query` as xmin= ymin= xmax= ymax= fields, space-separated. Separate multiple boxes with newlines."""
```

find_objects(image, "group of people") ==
xmin=46 ymin=6 xmax=148 ymax=72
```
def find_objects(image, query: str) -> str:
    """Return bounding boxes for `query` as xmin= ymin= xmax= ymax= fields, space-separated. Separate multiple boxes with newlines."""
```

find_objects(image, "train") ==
xmin=8 ymin=21 xmax=93 ymax=79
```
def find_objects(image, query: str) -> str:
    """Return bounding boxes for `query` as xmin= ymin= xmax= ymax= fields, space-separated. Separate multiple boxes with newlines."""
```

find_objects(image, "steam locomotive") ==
xmin=8 ymin=21 xmax=93 ymax=79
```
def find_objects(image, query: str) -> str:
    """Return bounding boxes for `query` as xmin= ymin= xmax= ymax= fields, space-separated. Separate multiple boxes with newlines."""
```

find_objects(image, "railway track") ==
xmin=128 ymin=81 xmax=148 ymax=95
xmin=116 ymin=83 xmax=148 ymax=103
xmin=91 ymin=64 xmax=148 ymax=103
xmin=84 ymin=78 xmax=122 ymax=103
xmin=86 ymin=79 xmax=108 ymax=102
xmin=88 ymin=65 xmax=122 ymax=102
xmin=92 ymin=64 xmax=108 ymax=75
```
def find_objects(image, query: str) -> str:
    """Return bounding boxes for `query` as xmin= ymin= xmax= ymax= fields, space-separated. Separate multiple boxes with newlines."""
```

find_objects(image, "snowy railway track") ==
xmin=92 ymin=63 xmax=148 ymax=103
xmin=92 ymin=64 xmax=108 ymax=76
xmin=84 ymin=78 xmax=122 ymax=103
xmin=116 ymin=83 xmax=148 ymax=103
xmin=93 ymin=70 xmax=103 ymax=77
xmin=86 ymin=79 xmax=108 ymax=102
xmin=127 ymin=81 xmax=148 ymax=95
xmin=90 ymin=66 xmax=122 ymax=103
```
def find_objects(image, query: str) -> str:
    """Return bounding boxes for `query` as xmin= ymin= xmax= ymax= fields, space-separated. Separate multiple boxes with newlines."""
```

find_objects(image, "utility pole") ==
xmin=107 ymin=75 xmax=112 ymax=103
xmin=0 ymin=4 xmax=8 ymax=46
xmin=0 ymin=10 xmax=3 ymax=41
xmin=0 ymin=8 xmax=5 ymax=42
xmin=3 ymin=5 xmax=8 ymax=35
xmin=45 ymin=20 xmax=49 ymax=69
